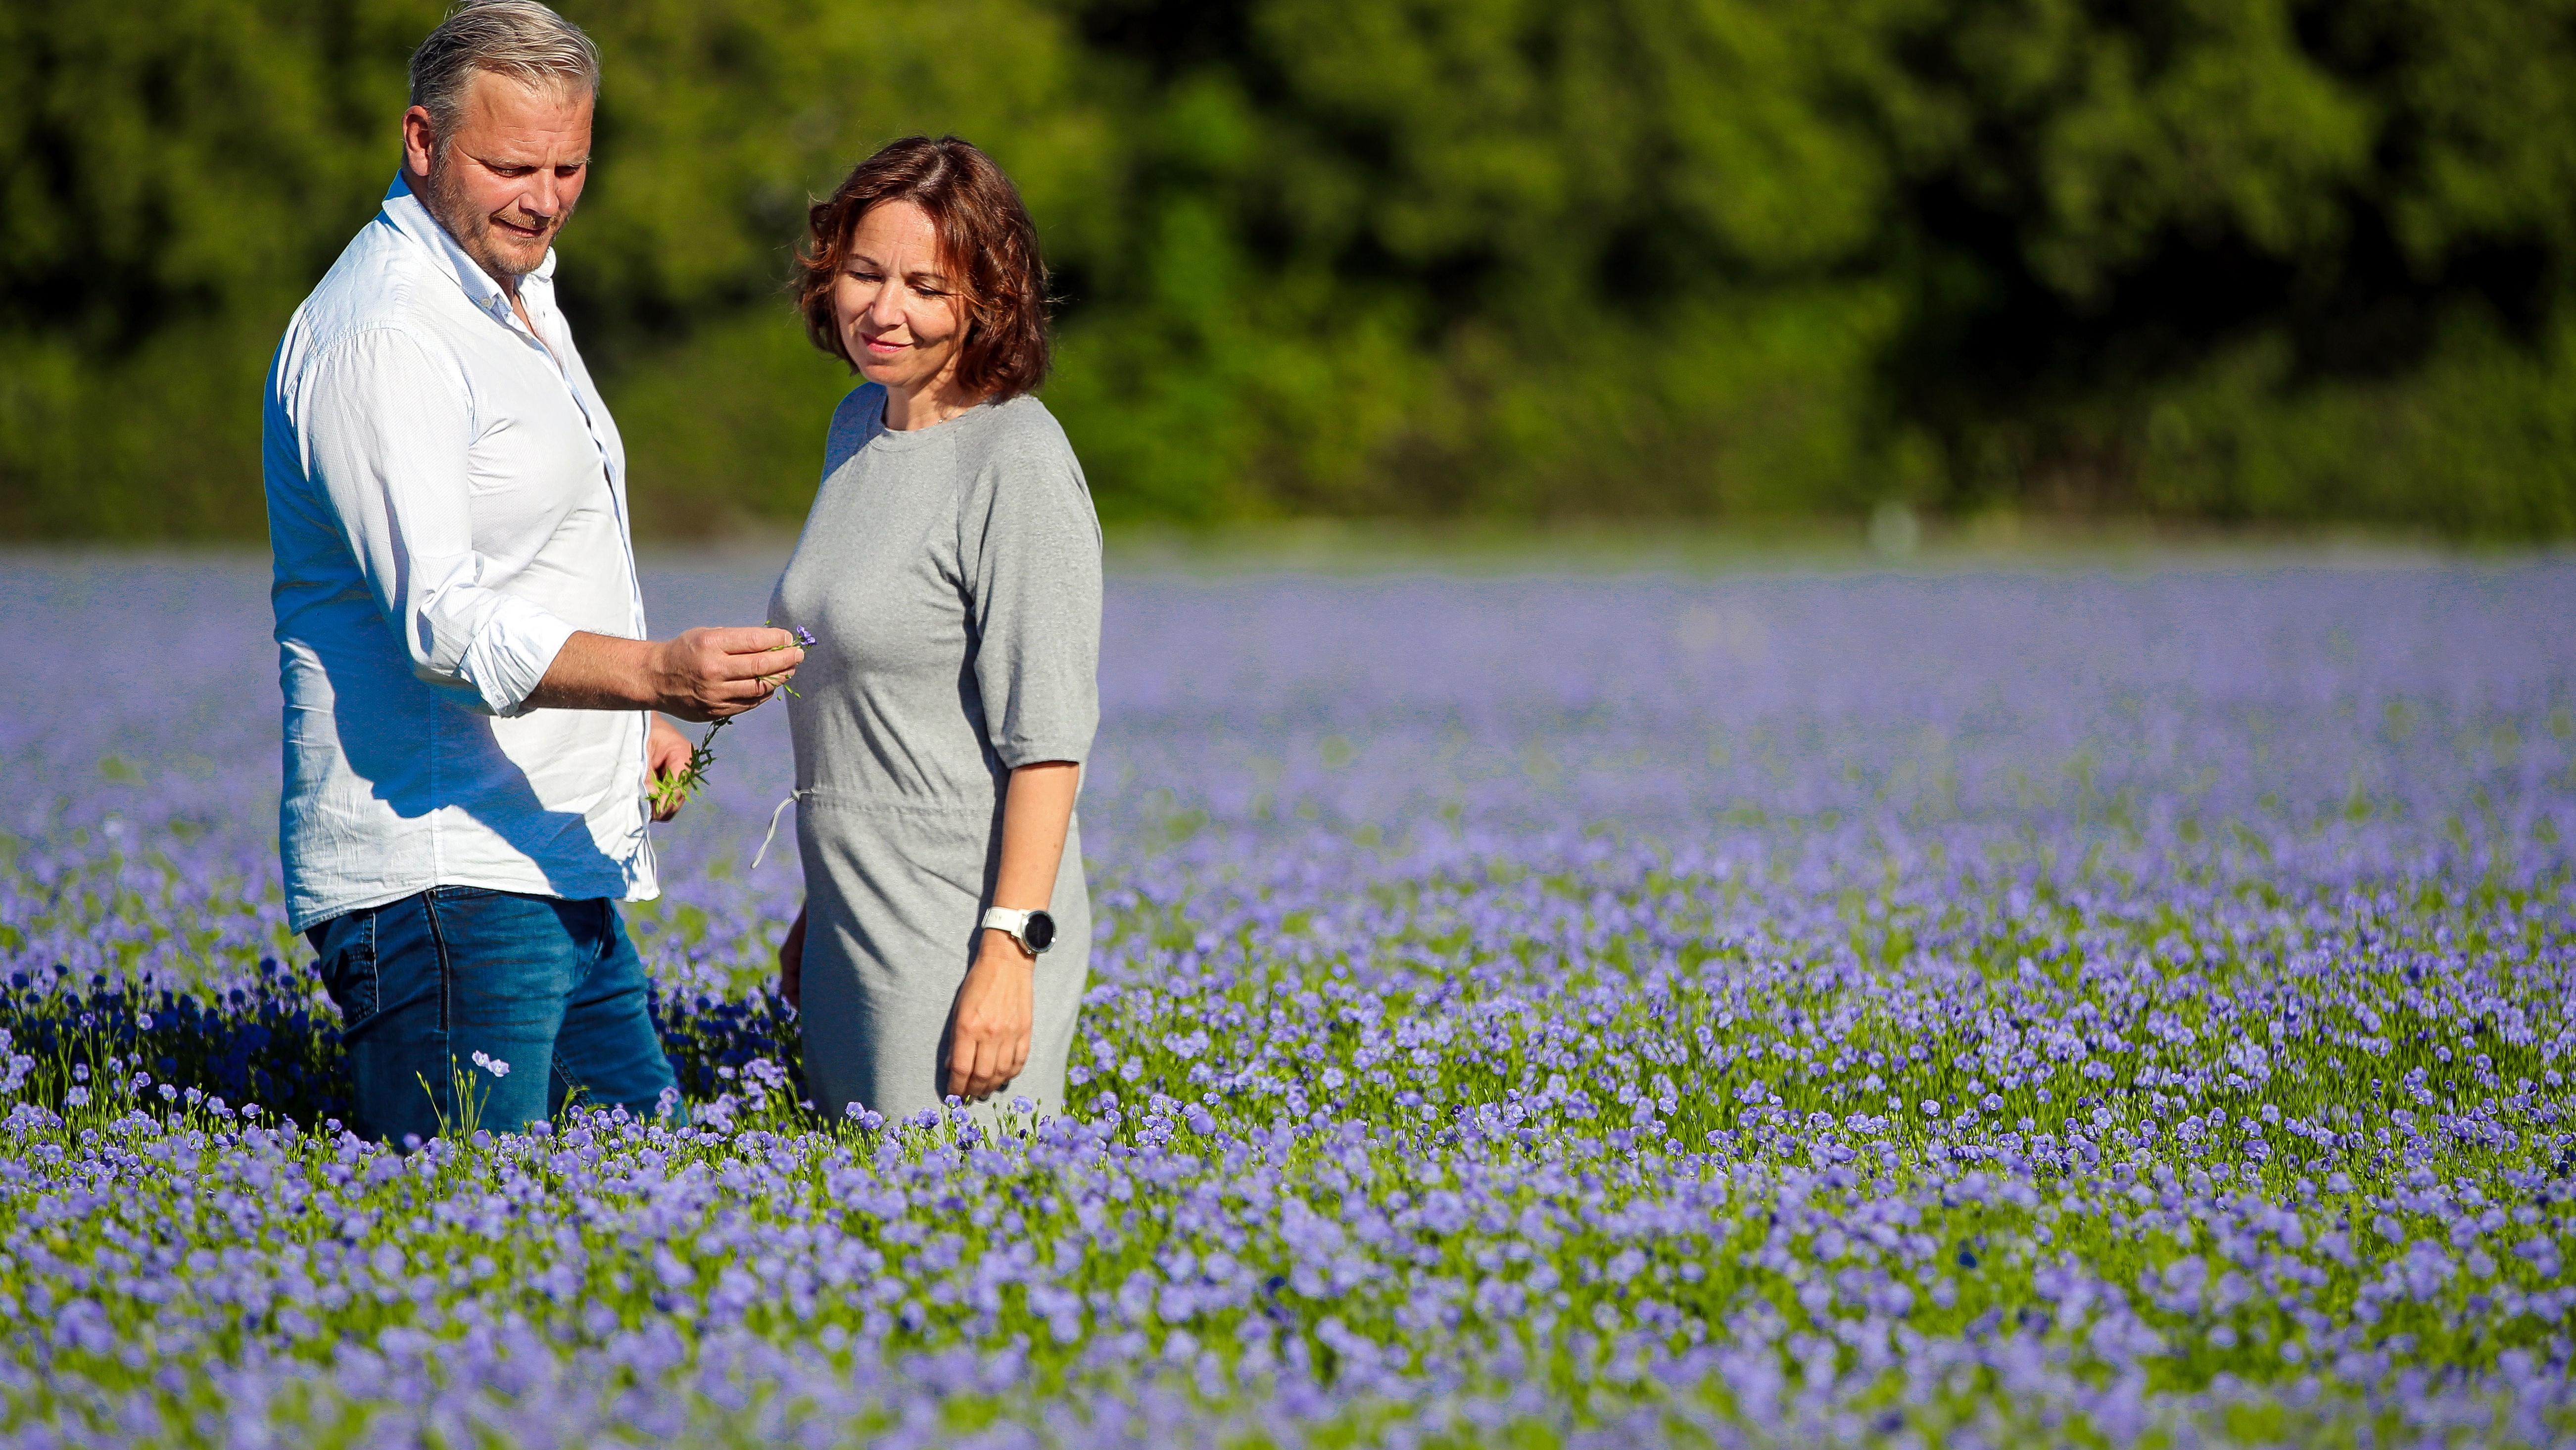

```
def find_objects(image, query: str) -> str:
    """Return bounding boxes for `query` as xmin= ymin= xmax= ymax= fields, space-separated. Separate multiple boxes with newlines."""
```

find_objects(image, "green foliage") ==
xmin=3 ymin=0 xmax=2573 ymax=537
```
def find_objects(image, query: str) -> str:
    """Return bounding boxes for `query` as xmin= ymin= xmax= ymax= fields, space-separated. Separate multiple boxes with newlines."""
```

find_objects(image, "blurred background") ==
xmin=3 ymin=0 xmax=2573 ymax=542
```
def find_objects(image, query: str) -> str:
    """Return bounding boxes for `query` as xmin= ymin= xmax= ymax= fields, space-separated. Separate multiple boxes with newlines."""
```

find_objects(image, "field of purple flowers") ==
xmin=1 ymin=551 xmax=2572 ymax=1448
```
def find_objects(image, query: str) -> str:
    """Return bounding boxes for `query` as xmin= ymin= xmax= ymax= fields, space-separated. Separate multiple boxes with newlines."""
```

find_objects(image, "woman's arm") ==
xmin=777 ymin=904 xmax=807 ymax=1010
xmin=947 ymin=759 xmax=1080 ymax=1101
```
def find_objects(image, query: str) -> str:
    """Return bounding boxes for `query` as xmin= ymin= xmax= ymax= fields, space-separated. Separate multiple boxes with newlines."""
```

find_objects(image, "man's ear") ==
xmin=401 ymin=105 xmax=439 ymax=180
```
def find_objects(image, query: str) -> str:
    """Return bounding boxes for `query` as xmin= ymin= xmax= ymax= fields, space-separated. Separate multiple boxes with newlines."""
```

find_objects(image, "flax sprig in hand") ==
xmin=648 ymin=625 xmax=815 ymax=815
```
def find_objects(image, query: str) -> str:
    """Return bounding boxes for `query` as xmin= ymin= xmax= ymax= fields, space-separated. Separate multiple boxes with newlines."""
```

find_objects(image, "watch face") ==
xmin=1023 ymin=910 xmax=1056 ymax=952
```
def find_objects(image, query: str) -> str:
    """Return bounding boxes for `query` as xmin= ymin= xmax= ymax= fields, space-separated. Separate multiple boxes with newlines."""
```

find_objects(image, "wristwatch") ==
xmin=980 ymin=906 xmax=1057 ymax=956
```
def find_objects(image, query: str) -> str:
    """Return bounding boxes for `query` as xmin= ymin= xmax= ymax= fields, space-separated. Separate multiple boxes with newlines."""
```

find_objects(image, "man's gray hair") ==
xmin=408 ymin=1 xmax=601 ymax=134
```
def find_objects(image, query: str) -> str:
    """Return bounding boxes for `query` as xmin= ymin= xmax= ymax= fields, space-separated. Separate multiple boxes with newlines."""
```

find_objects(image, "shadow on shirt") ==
xmin=298 ymin=635 xmax=635 ymax=898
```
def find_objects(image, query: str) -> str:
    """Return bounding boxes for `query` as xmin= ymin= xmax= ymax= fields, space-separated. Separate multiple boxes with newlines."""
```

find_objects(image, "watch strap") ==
xmin=981 ymin=907 xmax=1046 ymax=953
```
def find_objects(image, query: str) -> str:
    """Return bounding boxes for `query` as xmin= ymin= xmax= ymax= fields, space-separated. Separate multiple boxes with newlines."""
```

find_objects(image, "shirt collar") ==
xmin=380 ymin=173 xmax=558 ymax=324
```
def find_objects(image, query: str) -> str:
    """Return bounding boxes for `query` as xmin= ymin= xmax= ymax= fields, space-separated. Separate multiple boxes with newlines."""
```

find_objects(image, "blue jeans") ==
xmin=305 ymin=887 xmax=679 ymax=1143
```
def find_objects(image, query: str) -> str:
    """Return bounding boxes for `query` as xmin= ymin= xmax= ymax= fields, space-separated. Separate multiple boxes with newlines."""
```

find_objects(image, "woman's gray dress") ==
xmin=770 ymin=385 xmax=1101 ymax=1125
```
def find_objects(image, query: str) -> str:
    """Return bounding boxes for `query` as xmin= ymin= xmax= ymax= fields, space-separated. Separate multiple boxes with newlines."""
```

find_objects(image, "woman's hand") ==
xmin=946 ymin=930 xmax=1035 ymax=1100
xmin=943 ymin=762 xmax=1076 ymax=1103
xmin=778 ymin=905 xmax=808 ymax=1011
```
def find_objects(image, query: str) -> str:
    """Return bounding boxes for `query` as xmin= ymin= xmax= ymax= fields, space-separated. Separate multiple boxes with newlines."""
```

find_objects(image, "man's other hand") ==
xmin=646 ymin=715 xmax=693 ymax=821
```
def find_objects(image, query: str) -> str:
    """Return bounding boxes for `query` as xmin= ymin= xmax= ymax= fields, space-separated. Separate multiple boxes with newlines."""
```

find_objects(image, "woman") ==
xmin=770 ymin=135 xmax=1100 ymax=1125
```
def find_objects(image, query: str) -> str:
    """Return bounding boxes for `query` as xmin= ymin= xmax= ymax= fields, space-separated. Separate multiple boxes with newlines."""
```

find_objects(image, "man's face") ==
xmin=402 ymin=70 xmax=593 ymax=288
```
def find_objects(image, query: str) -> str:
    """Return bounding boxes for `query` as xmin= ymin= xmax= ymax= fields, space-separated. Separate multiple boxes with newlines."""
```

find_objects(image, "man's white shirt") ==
xmin=265 ymin=174 xmax=657 ymax=933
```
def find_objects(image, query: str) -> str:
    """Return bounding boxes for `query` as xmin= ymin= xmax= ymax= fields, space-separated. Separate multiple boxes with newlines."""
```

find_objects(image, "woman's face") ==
xmin=833 ymin=200 xmax=967 ymax=398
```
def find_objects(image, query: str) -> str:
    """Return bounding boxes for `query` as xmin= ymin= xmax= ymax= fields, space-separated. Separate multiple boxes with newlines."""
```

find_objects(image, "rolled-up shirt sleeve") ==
xmin=294 ymin=328 xmax=576 ymax=716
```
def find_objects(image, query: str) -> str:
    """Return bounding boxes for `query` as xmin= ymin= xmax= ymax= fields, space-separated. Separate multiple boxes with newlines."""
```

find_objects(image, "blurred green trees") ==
xmin=3 ymin=0 xmax=2571 ymax=538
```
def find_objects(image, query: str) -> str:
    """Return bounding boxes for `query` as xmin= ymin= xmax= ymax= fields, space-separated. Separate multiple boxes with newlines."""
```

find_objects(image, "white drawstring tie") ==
xmin=751 ymin=789 xmax=805 ymax=870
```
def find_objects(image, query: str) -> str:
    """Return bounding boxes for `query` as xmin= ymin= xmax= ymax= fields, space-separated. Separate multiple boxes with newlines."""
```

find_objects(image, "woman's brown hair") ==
xmin=794 ymin=135 xmax=1050 ymax=401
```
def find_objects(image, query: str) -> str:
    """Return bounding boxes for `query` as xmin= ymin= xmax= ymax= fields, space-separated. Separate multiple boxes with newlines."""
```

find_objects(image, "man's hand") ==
xmin=945 ymin=930 xmax=1035 ymax=1101
xmin=779 ymin=905 xmax=808 ymax=1012
xmin=529 ymin=627 xmax=804 ymax=720
xmin=646 ymin=716 xmax=693 ymax=822
xmin=644 ymin=627 xmax=805 ymax=721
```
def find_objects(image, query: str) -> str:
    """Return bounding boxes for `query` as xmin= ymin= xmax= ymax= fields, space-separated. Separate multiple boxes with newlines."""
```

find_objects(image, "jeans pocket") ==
xmin=316 ymin=913 xmax=382 ymax=1028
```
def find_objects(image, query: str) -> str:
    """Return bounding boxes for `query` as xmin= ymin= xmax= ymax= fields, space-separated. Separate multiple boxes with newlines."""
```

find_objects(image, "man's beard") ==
xmin=416 ymin=153 xmax=568 ymax=286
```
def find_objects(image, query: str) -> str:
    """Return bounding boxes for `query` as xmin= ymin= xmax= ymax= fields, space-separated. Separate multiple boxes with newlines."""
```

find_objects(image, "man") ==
xmin=263 ymin=0 xmax=799 ymax=1144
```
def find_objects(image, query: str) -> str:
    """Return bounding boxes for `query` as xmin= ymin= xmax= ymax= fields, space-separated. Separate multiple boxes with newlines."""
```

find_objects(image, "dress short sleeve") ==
xmin=958 ymin=404 xmax=1103 ymax=771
